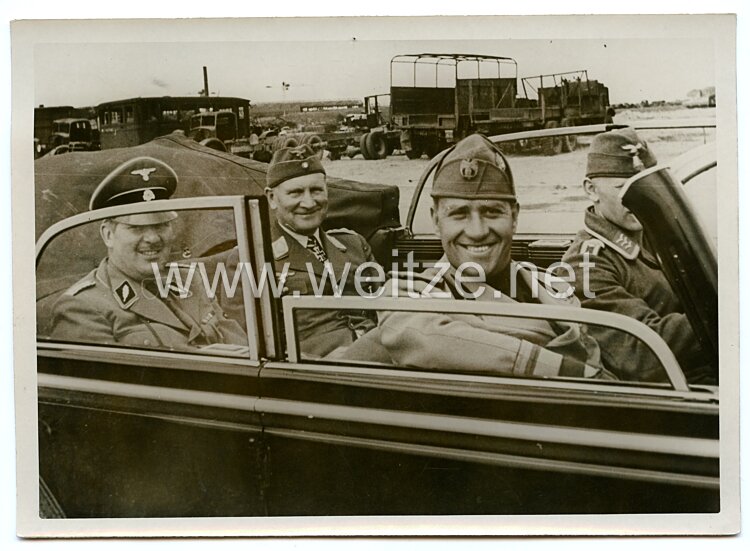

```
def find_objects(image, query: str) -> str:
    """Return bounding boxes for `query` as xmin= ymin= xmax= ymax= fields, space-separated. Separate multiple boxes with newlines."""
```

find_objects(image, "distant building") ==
xmin=684 ymin=87 xmax=716 ymax=108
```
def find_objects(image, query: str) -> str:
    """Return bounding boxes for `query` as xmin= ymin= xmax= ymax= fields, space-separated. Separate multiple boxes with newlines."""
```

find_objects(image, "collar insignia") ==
xmin=459 ymin=159 xmax=479 ymax=180
xmin=114 ymin=280 xmax=138 ymax=309
xmin=272 ymin=236 xmax=289 ymax=260
xmin=131 ymin=167 xmax=157 ymax=181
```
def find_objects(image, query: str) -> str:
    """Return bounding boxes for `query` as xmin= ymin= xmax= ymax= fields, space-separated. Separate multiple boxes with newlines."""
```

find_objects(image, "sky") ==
xmin=33 ymin=36 xmax=715 ymax=108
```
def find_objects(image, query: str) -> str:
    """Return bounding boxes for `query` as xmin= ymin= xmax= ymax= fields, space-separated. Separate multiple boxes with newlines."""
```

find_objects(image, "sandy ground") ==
xmin=323 ymin=107 xmax=716 ymax=234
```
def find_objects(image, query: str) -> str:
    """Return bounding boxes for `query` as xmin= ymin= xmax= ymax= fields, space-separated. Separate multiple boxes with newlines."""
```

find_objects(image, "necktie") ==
xmin=306 ymin=235 xmax=329 ymax=263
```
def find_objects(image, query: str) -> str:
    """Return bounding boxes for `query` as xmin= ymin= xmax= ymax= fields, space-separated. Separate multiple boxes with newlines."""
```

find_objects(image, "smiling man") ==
xmin=265 ymin=145 xmax=380 ymax=357
xmin=50 ymin=157 xmax=247 ymax=351
xmin=562 ymin=128 xmax=713 ymax=383
xmin=375 ymin=134 xmax=610 ymax=380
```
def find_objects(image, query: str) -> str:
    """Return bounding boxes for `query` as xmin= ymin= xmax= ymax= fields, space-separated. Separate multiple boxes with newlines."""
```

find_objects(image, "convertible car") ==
xmin=34 ymin=124 xmax=719 ymax=519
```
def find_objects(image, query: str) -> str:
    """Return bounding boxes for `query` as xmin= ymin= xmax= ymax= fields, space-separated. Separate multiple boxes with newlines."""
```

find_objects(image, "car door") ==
xmin=256 ymin=294 xmax=719 ymax=516
xmin=36 ymin=196 xmax=272 ymax=518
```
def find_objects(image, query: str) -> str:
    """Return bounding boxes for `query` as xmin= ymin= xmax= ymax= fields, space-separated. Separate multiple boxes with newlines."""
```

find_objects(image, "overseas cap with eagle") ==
xmin=431 ymin=133 xmax=516 ymax=201
xmin=89 ymin=156 xmax=179 ymax=226
xmin=266 ymin=144 xmax=325 ymax=189
xmin=586 ymin=127 xmax=658 ymax=179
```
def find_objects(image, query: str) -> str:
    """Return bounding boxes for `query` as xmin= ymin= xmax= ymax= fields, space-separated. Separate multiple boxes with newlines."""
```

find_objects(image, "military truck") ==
xmin=34 ymin=106 xmax=96 ymax=158
xmin=187 ymin=110 xmax=257 ymax=158
xmin=40 ymin=118 xmax=100 ymax=157
xmin=357 ymin=94 xmax=401 ymax=160
xmin=96 ymin=96 xmax=253 ymax=152
xmin=389 ymin=53 xmax=612 ymax=158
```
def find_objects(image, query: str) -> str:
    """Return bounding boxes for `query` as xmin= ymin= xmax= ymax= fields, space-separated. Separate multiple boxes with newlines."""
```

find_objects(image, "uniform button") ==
xmin=144 ymin=339 xmax=152 ymax=346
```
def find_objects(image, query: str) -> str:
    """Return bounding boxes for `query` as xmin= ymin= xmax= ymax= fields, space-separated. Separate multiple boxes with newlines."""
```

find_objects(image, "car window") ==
xmin=280 ymin=297 xmax=703 ymax=392
xmin=37 ymin=206 xmax=253 ymax=358
xmin=682 ymin=165 xmax=717 ymax=250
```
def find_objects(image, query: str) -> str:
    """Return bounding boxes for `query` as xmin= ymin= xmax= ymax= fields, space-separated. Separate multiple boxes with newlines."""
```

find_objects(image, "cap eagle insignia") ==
xmin=621 ymin=143 xmax=645 ymax=171
xmin=459 ymin=159 xmax=479 ymax=180
xmin=131 ymin=167 xmax=157 ymax=181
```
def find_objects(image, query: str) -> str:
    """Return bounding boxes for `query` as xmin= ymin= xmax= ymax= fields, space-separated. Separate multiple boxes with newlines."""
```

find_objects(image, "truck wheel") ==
xmin=200 ymin=138 xmax=227 ymax=152
xmin=366 ymin=131 xmax=388 ymax=159
xmin=306 ymin=135 xmax=324 ymax=158
xmin=560 ymin=118 xmax=577 ymax=152
xmin=543 ymin=120 xmax=563 ymax=156
xmin=405 ymin=148 xmax=422 ymax=160
xmin=328 ymin=149 xmax=342 ymax=161
xmin=280 ymin=137 xmax=299 ymax=149
xmin=359 ymin=133 xmax=373 ymax=160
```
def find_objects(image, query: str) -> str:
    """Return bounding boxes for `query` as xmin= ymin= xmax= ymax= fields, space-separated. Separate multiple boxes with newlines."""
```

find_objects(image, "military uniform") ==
xmin=50 ymin=258 xmax=247 ymax=351
xmin=49 ymin=155 xmax=247 ymax=353
xmin=271 ymin=221 xmax=378 ymax=357
xmin=562 ymin=207 xmax=711 ymax=382
xmin=375 ymin=257 xmax=603 ymax=378
xmin=362 ymin=133 xmax=608 ymax=380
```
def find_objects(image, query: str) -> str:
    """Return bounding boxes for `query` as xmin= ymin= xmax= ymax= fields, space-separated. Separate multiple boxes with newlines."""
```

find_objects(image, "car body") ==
xmin=34 ymin=122 xmax=719 ymax=518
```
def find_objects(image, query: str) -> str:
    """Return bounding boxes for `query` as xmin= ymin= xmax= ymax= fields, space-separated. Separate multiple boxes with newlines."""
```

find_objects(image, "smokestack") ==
xmin=203 ymin=66 xmax=210 ymax=97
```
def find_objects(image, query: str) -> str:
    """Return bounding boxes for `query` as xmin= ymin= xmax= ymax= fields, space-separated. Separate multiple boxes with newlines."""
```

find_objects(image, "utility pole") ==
xmin=202 ymin=66 xmax=210 ymax=97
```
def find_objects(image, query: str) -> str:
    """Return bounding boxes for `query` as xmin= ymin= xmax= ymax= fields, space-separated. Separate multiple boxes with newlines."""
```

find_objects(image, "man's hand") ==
xmin=584 ymin=364 xmax=619 ymax=381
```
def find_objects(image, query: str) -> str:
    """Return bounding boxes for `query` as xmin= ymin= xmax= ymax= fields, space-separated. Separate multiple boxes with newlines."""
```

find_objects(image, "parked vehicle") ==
xmin=357 ymin=94 xmax=401 ymax=160
xmin=96 ymin=96 xmax=252 ymax=151
xmin=45 ymin=118 xmax=100 ymax=153
xmin=389 ymin=53 xmax=611 ymax=158
xmin=34 ymin=105 xmax=91 ymax=158
xmin=188 ymin=110 xmax=257 ymax=158
xmin=34 ymin=124 xmax=719 ymax=519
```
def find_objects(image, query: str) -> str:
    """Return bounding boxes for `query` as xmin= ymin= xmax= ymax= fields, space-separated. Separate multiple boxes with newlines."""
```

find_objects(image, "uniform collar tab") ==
xmin=583 ymin=207 xmax=641 ymax=260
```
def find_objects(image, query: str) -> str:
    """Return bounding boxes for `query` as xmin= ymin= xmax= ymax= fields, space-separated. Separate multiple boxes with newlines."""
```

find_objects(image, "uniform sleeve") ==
xmin=377 ymin=282 xmax=588 ymax=379
xmin=49 ymin=294 xmax=116 ymax=345
xmin=563 ymin=248 xmax=705 ymax=382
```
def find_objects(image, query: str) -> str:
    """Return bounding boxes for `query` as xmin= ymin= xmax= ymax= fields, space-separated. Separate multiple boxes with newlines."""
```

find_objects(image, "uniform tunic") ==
xmin=50 ymin=258 xmax=247 ymax=352
xmin=271 ymin=221 xmax=379 ymax=358
xmin=561 ymin=207 xmax=712 ymax=383
xmin=371 ymin=257 xmax=604 ymax=379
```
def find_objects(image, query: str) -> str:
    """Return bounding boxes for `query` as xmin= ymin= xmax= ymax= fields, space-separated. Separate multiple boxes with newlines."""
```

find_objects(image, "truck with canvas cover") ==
xmin=390 ymin=53 xmax=611 ymax=158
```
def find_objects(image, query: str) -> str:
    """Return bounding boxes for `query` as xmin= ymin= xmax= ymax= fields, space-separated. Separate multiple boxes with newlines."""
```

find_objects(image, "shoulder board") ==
xmin=579 ymin=237 xmax=604 ymax=256
xmin=272 ymin=236 xmax=289 ymax=260
xmin=65 ymin=277 xmax=96 ymax=296
xmin=324 ymin=233 xmax=348 ymax=252
xmin=326 ymin=227 xmax=357 ymax=235
xmin=170 ymin=261 xmax=195 ymax=269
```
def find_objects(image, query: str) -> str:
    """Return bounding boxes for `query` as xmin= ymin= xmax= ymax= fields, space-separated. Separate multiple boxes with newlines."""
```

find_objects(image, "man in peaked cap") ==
xmin=364 ymin=134 xmax=611 ymax=380
xmin=562 ymin=128 xmax=713 ymax=383
xmin=265 ymin=145 xmax=381 ymax=357
xmin=49 ymin=156 xmax=247 ymax=352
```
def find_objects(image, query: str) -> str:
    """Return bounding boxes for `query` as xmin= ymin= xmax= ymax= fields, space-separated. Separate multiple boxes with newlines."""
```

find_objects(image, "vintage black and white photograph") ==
xmin=9 ymin=12 xmax=740 ymax=537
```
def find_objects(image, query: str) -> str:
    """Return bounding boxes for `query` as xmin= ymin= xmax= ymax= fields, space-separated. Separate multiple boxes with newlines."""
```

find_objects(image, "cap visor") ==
xmin=114 ymin=211 xmax=178 ymax=226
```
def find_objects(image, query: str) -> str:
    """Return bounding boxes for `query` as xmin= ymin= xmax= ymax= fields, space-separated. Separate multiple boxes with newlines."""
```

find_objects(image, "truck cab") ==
xmin=188 ymin=110 xmax=238 ymax=143
xmin=47 ymin=118 xmax=97 ymax=152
